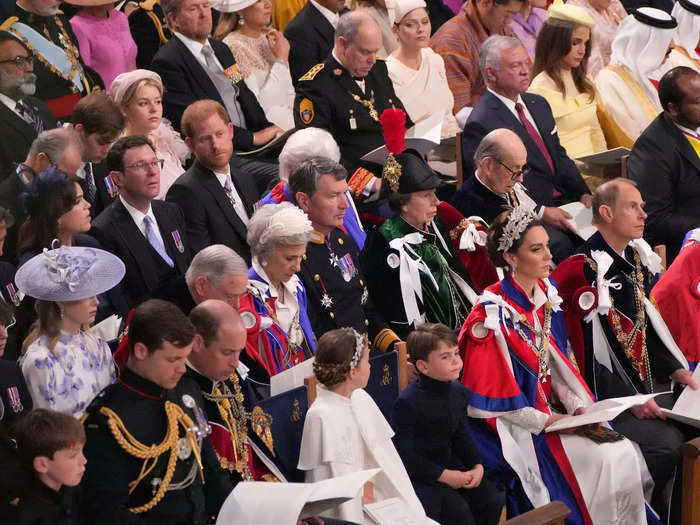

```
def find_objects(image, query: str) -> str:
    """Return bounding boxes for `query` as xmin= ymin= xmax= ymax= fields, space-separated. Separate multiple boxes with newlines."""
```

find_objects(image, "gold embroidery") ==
xmin=299 ymin=63 xmax=324 ymax=81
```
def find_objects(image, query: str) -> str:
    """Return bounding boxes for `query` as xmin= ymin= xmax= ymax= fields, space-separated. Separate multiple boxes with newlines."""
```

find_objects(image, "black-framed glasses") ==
xmin=493 ymin=158 xmax=528 ymax=181
xmin=0 ymin=55 xmax=33 ymax=69
xmin=125 ymin=159 xmax=165 ymax=172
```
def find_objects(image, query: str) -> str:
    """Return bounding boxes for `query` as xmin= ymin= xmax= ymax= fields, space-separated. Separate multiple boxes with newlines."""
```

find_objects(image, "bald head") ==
xmin=188 ymin=299 xmax=247 ymax=382
xmin=474 ymin=128 xmax=528 ymax=194
xmin=335 ymin=12 xmax=382 ymax=78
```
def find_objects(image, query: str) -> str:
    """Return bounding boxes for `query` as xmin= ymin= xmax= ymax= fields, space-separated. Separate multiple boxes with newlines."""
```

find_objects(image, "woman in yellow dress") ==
xmin=529 ymin=3 xmax=609 ymax=189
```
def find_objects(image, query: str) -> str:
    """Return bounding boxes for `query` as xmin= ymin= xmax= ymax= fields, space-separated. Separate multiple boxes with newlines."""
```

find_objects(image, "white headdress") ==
xmin=497 ymin=207 xmax=539 ymax=254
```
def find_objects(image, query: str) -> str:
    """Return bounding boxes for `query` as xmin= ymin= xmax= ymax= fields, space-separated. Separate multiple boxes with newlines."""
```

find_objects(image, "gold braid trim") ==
xmin=100 ymin=401 xmax=203 ymax=514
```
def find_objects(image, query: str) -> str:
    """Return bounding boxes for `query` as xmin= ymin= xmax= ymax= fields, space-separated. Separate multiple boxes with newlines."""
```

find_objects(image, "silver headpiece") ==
xmin=349 ymin=328 xmax=366 ymax=369
xmin=497 ymin=207 xmax=538 ymax=254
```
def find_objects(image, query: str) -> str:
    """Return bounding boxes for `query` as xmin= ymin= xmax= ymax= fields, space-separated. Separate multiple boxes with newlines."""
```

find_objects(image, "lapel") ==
xmin=173 ymin=36 xmax=223 ymax=103
xmin=0 ymin=102 xmax=36 ymax=144
xmin=328 ymin=56 xmax=366 ymax=98
xmin=307 ymin=3 xmax=334 ymax=48
xmin=110 ymin=200 xmax=160 ymax=284
xmin=194 ymin=161 xmax=248 ymax=241
xmin=664 ymin=114 xmax=700 ymax=173
xmin=153 ymin=201 xmax=186 ymax=271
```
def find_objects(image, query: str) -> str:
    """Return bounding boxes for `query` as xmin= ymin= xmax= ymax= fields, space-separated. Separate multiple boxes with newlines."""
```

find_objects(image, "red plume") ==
xmin=380 ymin=108 xmax=406 ymax=155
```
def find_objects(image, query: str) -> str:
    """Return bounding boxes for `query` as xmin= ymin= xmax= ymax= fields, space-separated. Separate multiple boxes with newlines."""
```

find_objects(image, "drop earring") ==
xmin=238 ymin=15 xmax=245 ymax=25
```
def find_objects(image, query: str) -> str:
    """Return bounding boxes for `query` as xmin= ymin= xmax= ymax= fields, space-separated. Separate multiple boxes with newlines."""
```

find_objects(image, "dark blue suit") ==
xmin=461 ymin=90 xmax=589 ymax=207
xmin=451 ymin=173 xmax=512 ymax=224
xmin=392 ymin=374 xmax=504 ymax=525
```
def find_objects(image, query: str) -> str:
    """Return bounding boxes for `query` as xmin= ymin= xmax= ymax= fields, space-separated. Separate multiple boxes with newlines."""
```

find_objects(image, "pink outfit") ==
xmin=70 ymin=9 xmax=137 ymax=91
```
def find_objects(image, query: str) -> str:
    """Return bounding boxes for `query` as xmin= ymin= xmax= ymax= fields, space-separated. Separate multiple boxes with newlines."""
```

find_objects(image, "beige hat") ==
xmin=547 ymin=1 xmax=595 ymax=28
xmin=210 ymin=0 xmax=257 ymax=13
xmin=388 ymin=0 xmax=427 ymax=26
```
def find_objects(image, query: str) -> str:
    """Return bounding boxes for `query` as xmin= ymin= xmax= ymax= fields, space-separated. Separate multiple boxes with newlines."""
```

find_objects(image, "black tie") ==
xmin=83 ymin=163 xmax=96 ymax=205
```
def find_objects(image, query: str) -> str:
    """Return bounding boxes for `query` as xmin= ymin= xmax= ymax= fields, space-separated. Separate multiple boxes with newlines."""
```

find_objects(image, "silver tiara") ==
xmin=497 ymin=207 xmax=538 ymax=253
xmin=349 ymin=328 xmax=366 ymax=369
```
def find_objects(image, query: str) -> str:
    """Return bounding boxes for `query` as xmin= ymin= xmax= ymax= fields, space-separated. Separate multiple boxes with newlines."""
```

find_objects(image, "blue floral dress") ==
xmin=20 ymin=331 xmax=116 ymax=417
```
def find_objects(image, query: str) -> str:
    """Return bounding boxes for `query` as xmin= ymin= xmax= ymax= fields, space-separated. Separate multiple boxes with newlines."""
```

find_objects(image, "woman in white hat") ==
xmin=213 ymin=0 xmax=295 ymax=130
xmin=386 ymin=0 xmax=459 ymax=138
xmin=110 ymin=69 xmax=190 ymax=200
xmin=18 ymin=245 xmax=125 ymax=418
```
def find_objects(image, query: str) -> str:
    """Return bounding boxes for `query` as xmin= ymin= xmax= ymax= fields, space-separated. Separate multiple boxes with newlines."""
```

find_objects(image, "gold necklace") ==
xmin=513 ymin=302 xmax=553 ymax=384
xmin=350 ymin=91 xmax=379 ymax=121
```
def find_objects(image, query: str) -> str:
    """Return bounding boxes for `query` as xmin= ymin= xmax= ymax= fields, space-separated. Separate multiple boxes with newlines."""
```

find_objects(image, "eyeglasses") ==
xmin=125 ymin=159 xmax=164 ymax=172
xmin=0 ymin=55 xmax=33 ymax=69
xmin=493 ymin=158 xmax=529 ymax=181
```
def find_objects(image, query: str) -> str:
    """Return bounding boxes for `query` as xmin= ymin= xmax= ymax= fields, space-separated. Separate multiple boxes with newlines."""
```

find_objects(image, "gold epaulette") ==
xmin=373 ymin=328 xmax=400 ymax=353
xmin=138 ymin=0 xmax=158 ymax=10
xmin=0 ymin=16 xmax=18 ymax=31
xmin=299 ymin=63 xmax=324 ymax=81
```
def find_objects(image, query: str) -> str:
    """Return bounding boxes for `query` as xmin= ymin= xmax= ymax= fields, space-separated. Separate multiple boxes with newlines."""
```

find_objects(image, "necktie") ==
xmin=200 ymin=45 xmax=246 ymax=128
xmin=223 ymin=179 xmax=236 ymax=206
xmin=15 ymin=99 xmax=44 ymax=134
xmin=143 ymin=215 xmax=174 ymax=267
xmin=83 ymin=163 xmax=97 ymax=205
xmin=515 ymin=102 xmax=554 ymax=174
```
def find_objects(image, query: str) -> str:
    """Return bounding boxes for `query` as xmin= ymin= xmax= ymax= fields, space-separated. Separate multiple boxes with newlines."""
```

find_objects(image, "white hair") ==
xmin=278 ymin=128 xmax=341 ymax=183
xmin=185 ymin=245 xmax=248 ymax=286
xmin=247 ymin=203 xmax=313 ymax=262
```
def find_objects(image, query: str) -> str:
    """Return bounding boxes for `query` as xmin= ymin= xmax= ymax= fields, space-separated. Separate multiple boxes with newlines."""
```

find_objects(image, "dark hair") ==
xmin=486 ymin=209 xmax=544 ymax=267
xmin=591 ymin=177 xmax=637 ymax=225
xmin=71 ymin=92 xmax=124 ymax=138
xmin=659 ymin=66 xmax=699 ymax=111
xmin=0 ymin=299 xmax=13 ymax=326
xmin=533 ymin=19 xmax=595 ymax=102
xmin=387 ymin=192 xmax=412 ymax=213
xmin=189 ymin=304 xmax=221 ymax=346
xmin=12 ymin=409 xmax=85 ymax=469
xmin=0 ymin=30 xmax=29 ymax=53
xmin=17 ymin=167 xmax=81 ymax=255
xmin=313 ymin=327 xmax=365 ymax=388
xmin=106 ymin=135 xmax=156 ymax=173
xmin=129 ymin=299 xmax=196 ymax=353
xmin=0 ymin=206 xmax=15 ymax=229
xmin=406 ymin=323 xmax=458 ymax=363
xmin=288 ymin=156 xmax=347 ymax=199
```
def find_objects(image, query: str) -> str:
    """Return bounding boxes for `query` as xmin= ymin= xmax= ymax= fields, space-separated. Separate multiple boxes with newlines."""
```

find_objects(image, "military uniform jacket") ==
xmin=81 ymin=367 xmax=236 ymax=525
xmin=298 ymin=228 xmax=398 ymax=352
xmin=4 ymin=6 xmax=103 ymax=118
xmin=293 ymin=56 xmax=412 ymax=173
xmin=0 ymin=358 xmax=31 ymax=426
xmin=551 ymin=231 xmax=686 ymax=401
xmin=128 ymin=0 xmax=171 ymax=68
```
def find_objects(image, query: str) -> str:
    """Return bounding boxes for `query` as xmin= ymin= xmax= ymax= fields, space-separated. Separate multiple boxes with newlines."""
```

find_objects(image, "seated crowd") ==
xmin=0 ymin=0 xmax=699 ymax=522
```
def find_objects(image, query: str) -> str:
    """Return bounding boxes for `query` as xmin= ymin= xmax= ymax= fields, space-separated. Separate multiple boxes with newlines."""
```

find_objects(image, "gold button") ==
xmin=302 ymin=254 xmax=307 ymax=260
xmin=349 ymin=109 xmax=354 ymax=114
xmin=359 ymin=279 xmax=364 ymax=285
xmin=364 ymin=319 xmax=369 ymax=326
xmin=330 ymin=312 xmax=335 ymax=319
xmin=314 ymin=274 xmax=320 ymax=281
xmin=338 ymin=238 xmax=344 ymax=245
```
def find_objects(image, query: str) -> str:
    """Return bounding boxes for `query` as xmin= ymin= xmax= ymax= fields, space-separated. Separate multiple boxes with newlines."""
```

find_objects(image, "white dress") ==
xmin=298 ymin=387 xmax=432 ymax=524
xmin=223 ymin=31 xmax=295 ymax=130
xmin=387 ymin=48 xmax=460 ymax=139
xmin=20 ymin=331 xmax=116 ymax=418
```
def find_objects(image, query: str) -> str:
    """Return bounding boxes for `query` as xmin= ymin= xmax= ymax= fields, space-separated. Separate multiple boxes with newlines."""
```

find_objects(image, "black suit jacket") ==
xmin=284 ymin=2 xmax=335 ymax=85
xmin=150 ymin=36 xmax=272 ymax=151
xmin=166 ymin=159 xmax=257 ymax=262
xmin=450 ymin=173 xmax=511 ymax=224
xmin=0 ymin=97 xmax=57 ymax=180
xmin=86 ymin=162 xmax=117 ymax=219
xmin=91 ymin=199 xmax=191 ymax=309
xmin=294 ymin=56 xmax=412 ymax=173
xmin=462 ymin=90 xmax=589 ymax=206
xmin=627 ymin=112 xmax=700 ymax=262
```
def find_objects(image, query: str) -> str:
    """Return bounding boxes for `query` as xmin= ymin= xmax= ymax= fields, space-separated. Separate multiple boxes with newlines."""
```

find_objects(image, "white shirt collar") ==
xmin=211 ymin=165 xmax=231 ymax=188
xmin=174 ymin=31 xmax=209 ymax=58
xmin=119 ymin=195 xmax=155 ymax=227
xmin=487 ymin=87 xmax=525 ymax=114
xmin=674 ymin=121 xmax=700 ymax=138
xmin=310 ymin=0 xmax=339 ymax=28
xmin=0 ymin=93 xmax=20 ymax=115
xmin=474 ymin=169 xmax=507 ymax=198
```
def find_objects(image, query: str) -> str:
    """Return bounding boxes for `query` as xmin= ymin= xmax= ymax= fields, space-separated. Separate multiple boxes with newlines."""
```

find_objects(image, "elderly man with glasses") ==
xmin=452 ymin=128 xmax=583 ymax=262
xmin=90 ymin=134 xmax=192 ymax=312
xmin=0 ymin=31 xmax=57 ymax=179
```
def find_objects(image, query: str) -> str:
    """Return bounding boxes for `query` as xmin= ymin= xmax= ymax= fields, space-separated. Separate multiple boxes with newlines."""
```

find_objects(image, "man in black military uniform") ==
xmin=1 ymin=0 xmax=102 ymax=120
xmin=293 ymin=10 xmax=411 ymax=197
xmin=290 ymin=157 xmax=400 ymax=352
xmin=128 ymin=0 xmax=171 ymax=68
xmin=82 ymin=299 xmax=238 ymax=525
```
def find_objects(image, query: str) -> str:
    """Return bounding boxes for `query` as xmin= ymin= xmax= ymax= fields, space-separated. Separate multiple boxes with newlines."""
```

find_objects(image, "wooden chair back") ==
xmin=456 ymin=131 xmax=464 ymax=189
xmin=502 ymin=501 xmax=571 ymax=525
xmin=682 ymin=437 xmax=700 ymax=525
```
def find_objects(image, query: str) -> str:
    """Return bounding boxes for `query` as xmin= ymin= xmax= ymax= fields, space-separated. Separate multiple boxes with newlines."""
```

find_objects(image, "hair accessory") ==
xmin=497 ymin=207 xmax=538 ymax=254
xmin=349 ymin=328 xmax=366 ymax=369
xmin=380 ymin=108 xmax=407 ymax=193
xmin=388 ymin=0 xmax=427 ymax=26
xmin=632 ymin=7 xmax=677 ymax=28
xmin=210 ymin=0 xmax=257 ymax=13
xmin=547 ymin=0 xmax=595 ymax=27
xmin=109 ymin=69 xmax=163 ymax=106
xmin=16 ymin=244 xmax=126 ymax=302
xmin=20 ymin=166 xmax=68 ymax=217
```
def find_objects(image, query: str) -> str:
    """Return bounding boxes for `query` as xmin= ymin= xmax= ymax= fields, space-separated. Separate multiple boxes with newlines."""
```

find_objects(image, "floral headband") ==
xmin=497 ymin=206 xmax=538 ymax=254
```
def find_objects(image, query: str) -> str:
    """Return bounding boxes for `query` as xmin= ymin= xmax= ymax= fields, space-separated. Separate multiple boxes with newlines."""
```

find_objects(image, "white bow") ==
xmin=478 ymin=291 xmax=521 ymax=335
xmin=628 ymin=238 xmax=662 ymax=275
xmin=544 ymin=280 xmax=563 ymax=312
xmin=459 ymin=222 xmax=487 ymax=252
xmin=587 ymin=250 xmax=621 ymax=320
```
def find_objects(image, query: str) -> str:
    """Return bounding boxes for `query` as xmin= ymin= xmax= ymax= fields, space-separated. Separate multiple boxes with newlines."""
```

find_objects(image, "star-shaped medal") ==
xmin=329 ymin=254 xmax=339 ymax=267
xmin=321 ymin=293 xmax=333 ymax=309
